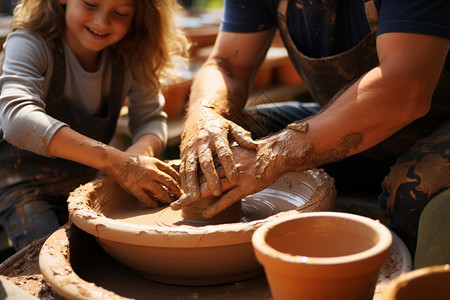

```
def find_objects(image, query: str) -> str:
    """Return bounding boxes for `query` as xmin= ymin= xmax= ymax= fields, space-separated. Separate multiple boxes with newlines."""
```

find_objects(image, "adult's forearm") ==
xmin=185 ymin=29 xmax=274 ymax=126
xmin=271 ymin=65 xmax=433 ymax=173
xmin=186 ymin=58 xmax=250 ymax=121
xmin=281 ymin=33 xmax=448 ymax=172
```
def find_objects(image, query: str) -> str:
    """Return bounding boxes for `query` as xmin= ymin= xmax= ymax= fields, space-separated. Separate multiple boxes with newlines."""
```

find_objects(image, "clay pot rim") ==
xmin=69 ymin=170 xmax=335 ymax=248
xmin=252 ymin=211 xmax=393 ymax=265
xmin=39 ymin=224 xmax=128 ymax=300
xmin=381 ymin=264 xmax=450 ymax=300
xmin=70 ymin=208 xmax=293 ymax=247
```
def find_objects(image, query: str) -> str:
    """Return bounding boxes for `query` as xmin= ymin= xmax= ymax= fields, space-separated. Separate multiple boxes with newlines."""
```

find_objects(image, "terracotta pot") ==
xmin=252 ymin=212 xmax=392 ymax=300
xmin=162 ymin=79 xmax=192 ymax=119
xmin=274 ymin=60 xmax=303 ymax=86
xmin=184 ymin=26 xmax=218 ymax=57
xmin=381 ymin=264 xmax=450 ymax=300
xmin=251 ymin=65 xmax=274 ymax=90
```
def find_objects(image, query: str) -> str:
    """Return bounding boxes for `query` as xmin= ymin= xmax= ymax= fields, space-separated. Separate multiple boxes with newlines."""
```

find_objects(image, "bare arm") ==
xmin=180 ymin=29 xmax=275 ymax=199
xmin=282 ymin=32 xmax=448 ymax=167
xmin=126 ymin=133 xmax=164 ymax=157
xmin=175 ymin=32 xmax=449 ymax=218
xmin=47 ymin=127 xmax=182 ymax=207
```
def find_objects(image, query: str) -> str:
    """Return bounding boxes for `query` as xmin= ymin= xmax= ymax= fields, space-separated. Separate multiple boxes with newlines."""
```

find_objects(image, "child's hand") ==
xmin=105 ymin=155 xmax=183 ymax=208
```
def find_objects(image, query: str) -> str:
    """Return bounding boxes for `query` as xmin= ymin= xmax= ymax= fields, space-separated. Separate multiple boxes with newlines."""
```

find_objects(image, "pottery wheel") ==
xmin=34 ymin=223 xmax=412 ymax=300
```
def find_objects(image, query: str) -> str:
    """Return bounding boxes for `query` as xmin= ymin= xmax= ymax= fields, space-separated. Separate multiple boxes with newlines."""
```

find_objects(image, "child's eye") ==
xmin=83 ymin=0 xmax=97 ymax=8
xmin=115 ymin=11 xmax=129 ymax=17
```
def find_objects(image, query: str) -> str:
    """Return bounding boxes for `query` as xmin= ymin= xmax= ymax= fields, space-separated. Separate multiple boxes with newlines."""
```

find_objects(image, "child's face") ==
xmin=60 ymin=0 xmax=135 ymax=60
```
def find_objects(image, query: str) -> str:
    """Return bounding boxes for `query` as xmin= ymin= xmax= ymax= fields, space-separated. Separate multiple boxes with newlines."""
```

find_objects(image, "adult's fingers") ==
xmin=181 ymin=153 xmax=201 ymax=200
xmin=198 ymin=143 xmax=222 ymax=196
xmin=229 ymin=122 xmax=258 ymax=149
xmin=170 ymin=193 xmax=193 ymax=210
xmin=213 ymin=137 xmax=239 ymax=185
xmin=171 ymin=177 xmax=235 ymax=210
xmin=202 ymin=187 xmax=247 ymax=219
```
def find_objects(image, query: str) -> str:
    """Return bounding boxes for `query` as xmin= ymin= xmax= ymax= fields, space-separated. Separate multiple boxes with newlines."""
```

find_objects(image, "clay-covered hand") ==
xmin=180 ymin=108 xmax=258 ymax=201
xmin=173 ymin=140 xmax=286 ymax=218
xmin=105 ymin=155 xmax=183 ymax=208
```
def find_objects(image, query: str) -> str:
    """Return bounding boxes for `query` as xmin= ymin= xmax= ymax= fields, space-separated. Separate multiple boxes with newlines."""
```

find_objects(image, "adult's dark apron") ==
xmin=277 ymin=0 xmax=450 ymax=160
xmin=0 ymin=38 xmax=125 ymax=198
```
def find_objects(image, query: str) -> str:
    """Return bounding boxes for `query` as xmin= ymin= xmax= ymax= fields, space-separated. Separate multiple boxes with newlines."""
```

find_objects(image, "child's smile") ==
xmin=86 ymin=26 xmax=110 ymax=38
xmin=60 ymin=0 xmax=135 ymax=70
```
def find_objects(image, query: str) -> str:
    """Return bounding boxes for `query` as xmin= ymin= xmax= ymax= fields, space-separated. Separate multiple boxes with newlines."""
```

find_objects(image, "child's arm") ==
xmin=47 ymin=126 xmax=182 ymax=207
xmin=125 ymin=133 xmax=164 ymax=157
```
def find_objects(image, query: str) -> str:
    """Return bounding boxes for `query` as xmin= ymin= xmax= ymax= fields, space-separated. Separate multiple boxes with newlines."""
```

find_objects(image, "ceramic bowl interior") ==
xmin=68 ymin=169 xmax=335 ymax=286
xmin=256 ymin=212 xmax=392 ymax=264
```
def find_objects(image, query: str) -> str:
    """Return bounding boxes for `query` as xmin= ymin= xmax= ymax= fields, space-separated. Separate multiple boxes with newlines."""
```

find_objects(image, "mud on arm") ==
xmin=179 ymin=29 xmax=275 ymax=202
xmin=175 ymin=32 xmax=449 ymax=218
xmin=47 ymin=127 xmax=182 ymax=208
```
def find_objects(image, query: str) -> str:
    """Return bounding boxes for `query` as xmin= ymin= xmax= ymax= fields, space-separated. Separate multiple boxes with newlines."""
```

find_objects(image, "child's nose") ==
xmin=94 ymin=9 xmax=111 ymax=27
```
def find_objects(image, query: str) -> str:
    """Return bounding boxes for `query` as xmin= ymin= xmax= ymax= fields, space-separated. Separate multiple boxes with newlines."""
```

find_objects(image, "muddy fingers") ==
xmin=202 ymin=187 xmax=247 ymax=219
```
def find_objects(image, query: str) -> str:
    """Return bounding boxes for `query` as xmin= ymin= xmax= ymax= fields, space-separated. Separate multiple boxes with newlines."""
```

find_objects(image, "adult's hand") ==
xmin=104 ymin=155 xmax=183 ymax=208
xmin=174 ymin=137 xmax=297 ymax=218
xmin=179 ymin=106 xmax=257 ymax=202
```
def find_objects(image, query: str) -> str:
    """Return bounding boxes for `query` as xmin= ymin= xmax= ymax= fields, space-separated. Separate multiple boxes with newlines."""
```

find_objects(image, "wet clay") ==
xmin=68 ymin=169 xmax=336 ymax=285
xmin=275 ymin=122 xmax=363 ymax=173
xmin=287 ymin=121 xmax=308 ymax=133
xmin=0 ymin=238 xmax=63 ymax=300
xmin=179 ymin=194 xmax=243 ymax=225
xmin=109 ymin=180 xmax=310 ymax=226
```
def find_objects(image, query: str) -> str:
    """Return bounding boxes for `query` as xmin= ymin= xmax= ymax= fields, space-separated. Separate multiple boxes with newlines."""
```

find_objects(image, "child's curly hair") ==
xmin=11 ymin=0 xmax=190 ymax=94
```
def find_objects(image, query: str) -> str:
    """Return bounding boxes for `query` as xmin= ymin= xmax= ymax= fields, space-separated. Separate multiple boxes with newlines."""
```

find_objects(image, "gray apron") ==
xmin=0 ymin=38 xmax=125 ymax=198
xmin=277 ymin=0 xmax=450 ymax=160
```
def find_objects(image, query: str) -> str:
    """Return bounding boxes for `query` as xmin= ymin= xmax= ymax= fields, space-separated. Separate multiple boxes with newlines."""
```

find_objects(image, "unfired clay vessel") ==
xmin=381 ymin=264 xmax=450 ymax=300
xmin=67 ymin=169 xmax=335 ymax=286
xmin=252 ymin=212 xmax=392 ymax=300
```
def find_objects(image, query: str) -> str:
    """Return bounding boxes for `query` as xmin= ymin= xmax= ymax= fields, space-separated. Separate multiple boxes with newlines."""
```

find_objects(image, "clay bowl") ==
xmin=162 ymin=78 xmax=192 ymax=119
xmin=252 ymin=212 xmax=392 ymax=300
xmin=67 ymin=169 xmax=335 ymax=286
xmin=274 ymin=60 xmax=303 ymax=86
xmin=381 ymin=264 xmax=450 ymax=300
xmin=183 ymin=26 xmax=218 ymax=57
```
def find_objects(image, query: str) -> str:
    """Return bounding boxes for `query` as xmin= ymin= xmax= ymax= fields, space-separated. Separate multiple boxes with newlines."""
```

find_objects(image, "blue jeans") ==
xmin=0 ymin=188 xmax=67 ymax=250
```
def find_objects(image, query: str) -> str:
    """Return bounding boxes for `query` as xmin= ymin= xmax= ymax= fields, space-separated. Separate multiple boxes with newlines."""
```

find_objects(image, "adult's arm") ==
xmin=176 ymin=32 xmax=449 ymax=218
xmin=179 ymin=29 xmax=275 ymax=199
